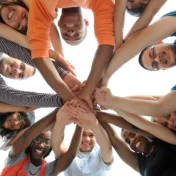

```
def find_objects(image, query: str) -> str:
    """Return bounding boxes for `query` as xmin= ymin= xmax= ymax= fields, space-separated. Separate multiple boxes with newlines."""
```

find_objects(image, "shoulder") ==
xmin=5 ymin=151 xmax=27 ymax=167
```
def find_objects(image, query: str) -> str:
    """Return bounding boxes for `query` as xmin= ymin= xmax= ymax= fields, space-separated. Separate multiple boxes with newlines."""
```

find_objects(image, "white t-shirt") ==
xmin=64 ymin=146 xmax=113 ymax=176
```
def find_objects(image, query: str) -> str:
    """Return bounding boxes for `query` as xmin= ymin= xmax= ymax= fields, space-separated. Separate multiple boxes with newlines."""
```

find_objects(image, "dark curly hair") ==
xmin=126 ymin=3 xmax=147 ymax=17
xmin=0 ymin=0 xmax=28 ymax=34
xmin=0 ymin=111 xmax=35 ymax=139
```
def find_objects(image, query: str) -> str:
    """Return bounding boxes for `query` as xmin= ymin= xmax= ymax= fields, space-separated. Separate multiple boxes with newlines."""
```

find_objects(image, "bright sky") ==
xmin=0 ymin=1 xmax=175 ymax=175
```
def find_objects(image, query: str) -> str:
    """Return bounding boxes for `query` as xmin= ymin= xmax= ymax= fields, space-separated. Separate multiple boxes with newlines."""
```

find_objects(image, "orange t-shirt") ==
xmin=28 ymin=0 xmax=115 ymax=59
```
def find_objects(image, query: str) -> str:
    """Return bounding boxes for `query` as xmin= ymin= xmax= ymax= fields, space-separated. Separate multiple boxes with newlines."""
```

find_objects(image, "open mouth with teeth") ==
xmin=34 ymin=148 xmax=44 ymax=156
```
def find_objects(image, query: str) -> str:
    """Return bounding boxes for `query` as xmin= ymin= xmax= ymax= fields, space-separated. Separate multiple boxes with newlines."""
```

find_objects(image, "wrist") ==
xmin=90 ymin=119 xmax=99 ymax=130
xmin=111 ymin=96 xmax=117 ymax=110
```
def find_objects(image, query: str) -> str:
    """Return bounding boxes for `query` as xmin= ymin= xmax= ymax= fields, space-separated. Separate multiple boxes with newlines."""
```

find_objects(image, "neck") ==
xmin=30 ymin=154 xmax=43 ymax=167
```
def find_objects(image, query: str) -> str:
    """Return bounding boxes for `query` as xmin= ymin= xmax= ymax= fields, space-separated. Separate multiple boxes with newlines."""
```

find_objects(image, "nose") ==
xmin=12 ymin=68 xmax=22 ymax=78
xmin=38 ymin=142 xmax=45 ymax=148
xmin=12 ymin=120 xmax=20 ymax=127
xmin=67 ymin=29 xmax=75 ymax=36
xmin=83 ymin=136 xmax=90 ymax=143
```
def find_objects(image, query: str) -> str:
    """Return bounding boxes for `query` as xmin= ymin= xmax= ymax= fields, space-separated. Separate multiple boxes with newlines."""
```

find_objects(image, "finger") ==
xmin=69 ymin=99 xmax=80 ymax=107
xmin=71 ymin=85 xmax=79 ymax=92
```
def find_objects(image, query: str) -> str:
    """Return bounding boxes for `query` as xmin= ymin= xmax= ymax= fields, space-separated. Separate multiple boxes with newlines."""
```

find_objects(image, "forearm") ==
xmin=125 ymin=0 xmax=167 ymax=40
xmin=111 ymin=96 xmax=162 ymax=116
xmin=100 ymin=122 xmax=139 ymax=172
xmin=52 ymin=61 xmax=68 ymax=78
xmin=53 ymin=125 xmax=83 ymax=176
xmin=104 ymin=17 xmax=176 ymax=80
xmin=96 ymin=111 xmax=150 ymax=137
xmin=82 ymin=45 xmax=114 ymax=96
xmin=91 ymin=122 xmax=113 ymax=164
xmin=126 ymin=95 xmax=161 ymax=101
xmin=114 ymin=0 xmax=126 ymax=48
xmin=50 ymin=22 xmax=64 ymax=56
xmin=0 ymin=102 xmax=27 ymax=112
xmin=33 ymin=58 xmax=74 ymax=102
xmin=0 ymin=23 xmax=29 ymax=49
xmin=0 ymin=83 xmax=61 ymax=107
xmin=117 ymin=109 xmax=176 ymax=144
xmin=51 ymin=122 xmax=65 ymax=159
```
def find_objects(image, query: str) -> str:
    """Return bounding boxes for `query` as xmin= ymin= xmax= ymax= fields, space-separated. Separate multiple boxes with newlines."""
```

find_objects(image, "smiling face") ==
xmin=121 ymin=130 xmax=150 ymax=154
xmin=79 ymin=129 xmax=96 ymax=152
xmin=31 ymin=132 xmax=51 ymax=160
xmin=0 ymin=55 xmax=35 ymax=79
xmin=2 ymin=112 xmax=27 ymax=131
xmin=58 ymin=11 xmax=88 ymax=46
xmin=0 ymin=4 xmax=28 ymax=34
xmin=154 ymin=112 xmax=176 ymax=131
xmin=140 ymin=43 xmax=176 ymax=71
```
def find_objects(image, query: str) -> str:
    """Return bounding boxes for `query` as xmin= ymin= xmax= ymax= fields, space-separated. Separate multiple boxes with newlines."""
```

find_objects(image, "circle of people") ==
xmin=0 ymin=0 xmax=175 ymax=176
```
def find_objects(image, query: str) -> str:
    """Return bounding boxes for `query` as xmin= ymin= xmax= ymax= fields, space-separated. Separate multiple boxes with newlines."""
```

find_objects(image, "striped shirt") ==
xmin=0 ymin=37 xmax=64 ymax=107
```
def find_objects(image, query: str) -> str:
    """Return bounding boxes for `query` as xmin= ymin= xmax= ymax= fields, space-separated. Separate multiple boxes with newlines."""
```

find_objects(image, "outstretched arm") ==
xmin=114 ymin=0 xmax=126 ymax=48
xmin=0 ymin=102 xmax=36 ymax=112
xmin=96 ymin=111 xmax=151 ymax=137
xmin=124 ymin=0 xmax=167 ymax=40
xmin=0 ymin=76 xmax=62 ymax=107
xmin=9 ymin=108 xmax=58 ymax=158
xmin=100 ymin=122 xmax=139 ymax=172
xmin=95 ymin=87 xmax=176 ymax=117
xmin=51 ymin=102 xmax=76 ymax=158
xmin=0 ymin=22 xmax=29 ymax=49
xmin=102 ymin=16 xmax=176 ymax=85
xmin=73 ymin=107 xmax=113 ymax=164
xmin=52 ymin=125 xmax=82 ymax=175
xmin=116 ymin=109 xmax=176 ymax=145
xmin=81 ymin=45 xmax=114 ymax=108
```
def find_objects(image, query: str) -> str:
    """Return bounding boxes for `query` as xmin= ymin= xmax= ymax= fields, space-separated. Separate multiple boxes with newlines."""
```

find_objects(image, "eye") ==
xmin=129 ymin=132 xmax=135 ymax=137
xmin=166 ymin=114 xmax=171 ymax=120
xmin=74 ymin=33 xmax=79 ymax=37
xmin=44 ymin=140 xmax=51 ymax=146
xmin=35 ymin=136 xmax=42 ymax=143
xmin=162 ymin=122 xmax=168 ymax=127
xmin=16 ymin=23 xmax=21 ymax=30
xmin=125 ymin=139 xmax=130 ymax=144
xmin=63 ymin=33 xmax=69 ymax=37
xmin=17 ymin=114 xmax=22 ymax=121
xmin=19 ymin=73 xmax=24 ymax=79
xmin=152 ymin=61 xmax=159 ymax=71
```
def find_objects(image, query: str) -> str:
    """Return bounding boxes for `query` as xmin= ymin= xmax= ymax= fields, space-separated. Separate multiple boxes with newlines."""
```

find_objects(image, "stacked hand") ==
xmin=56 ymin=99 xmax=98 ymax=129
xmin=94 ymin=86 xmax=113 ymax=110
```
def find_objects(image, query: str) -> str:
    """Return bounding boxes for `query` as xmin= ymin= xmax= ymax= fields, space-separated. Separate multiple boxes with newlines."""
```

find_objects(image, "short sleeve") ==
xmin=90 ymin=0 xmax=115 ymax=46
xmin=45 ymin=160 xmax=56 ymax=176
xmin=171 ymin=85 xmax=176 ymax=91
xmin=4 ymin=151 xmax=26 ymax=167
xmin=28 ymin=0 xmax=57 ymax=59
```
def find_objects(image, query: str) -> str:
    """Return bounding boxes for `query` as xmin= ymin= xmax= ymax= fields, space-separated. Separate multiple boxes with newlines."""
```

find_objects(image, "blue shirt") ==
xmin=64 ymin=146 xmax=113 ymax=176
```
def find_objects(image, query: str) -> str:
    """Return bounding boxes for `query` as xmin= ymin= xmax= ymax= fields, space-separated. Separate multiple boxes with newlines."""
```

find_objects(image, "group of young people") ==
xmin=0 ymin=0 xmax=175 ymax=175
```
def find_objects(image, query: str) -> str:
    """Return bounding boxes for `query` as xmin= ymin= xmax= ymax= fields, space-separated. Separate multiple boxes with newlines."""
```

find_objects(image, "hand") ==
xmin=63 ymin=73 xmax=84 ymax=91
xmin=56 ymin=102 xmax=76 ymax=125
xmin=78 ymin=93 xmax=94 ymax=110
xmin=100 ymin=76 xmax=109 ymax=87
xmin=49 ymin=49 xmax=76 ymax=76
xmin=94 ymin=87 xmax=114 ymax=110
xmin=73 ymin=110 xmax=98 ymax=129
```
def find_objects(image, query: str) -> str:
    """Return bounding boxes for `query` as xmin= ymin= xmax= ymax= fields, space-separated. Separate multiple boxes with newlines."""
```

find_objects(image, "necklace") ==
xmin=27 ymin=161 xmax=41 ymax=176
